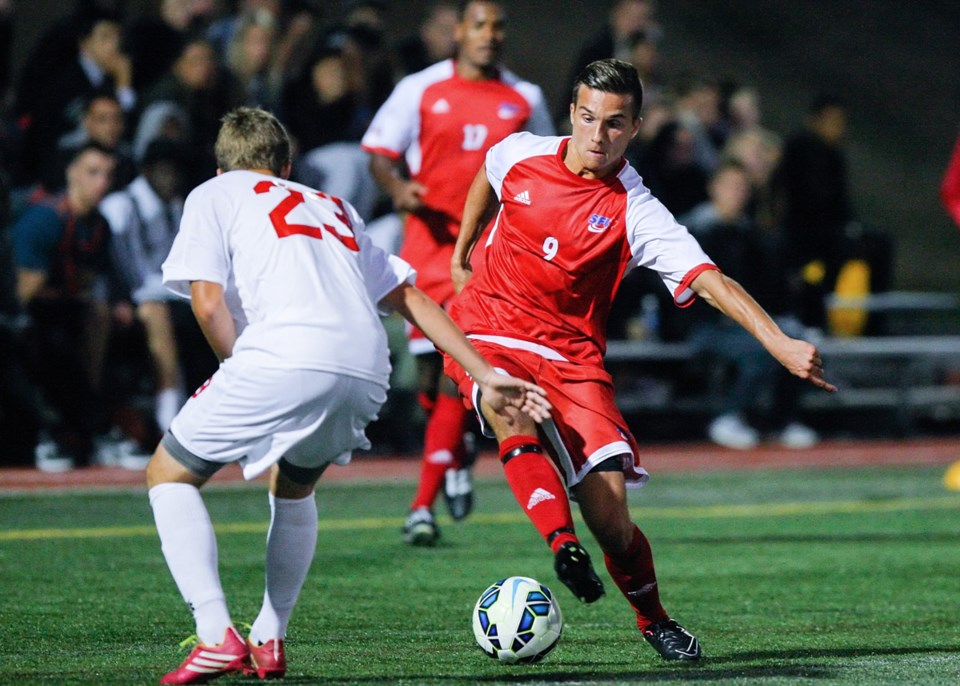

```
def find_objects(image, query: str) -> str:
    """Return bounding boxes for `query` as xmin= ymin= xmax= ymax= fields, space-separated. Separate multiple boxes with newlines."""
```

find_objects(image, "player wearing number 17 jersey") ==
xmin=362 ymin=0 xmax=554 ymax=544
xmin=144 ymin=107 xmax=551 ymax=684
xmin=445 ymin=59 xmax=836 ymax=662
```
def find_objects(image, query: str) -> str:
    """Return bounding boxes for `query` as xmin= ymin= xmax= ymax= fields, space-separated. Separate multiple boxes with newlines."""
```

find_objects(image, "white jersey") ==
xmin=162 ymin=170 xmax=415 ymax=385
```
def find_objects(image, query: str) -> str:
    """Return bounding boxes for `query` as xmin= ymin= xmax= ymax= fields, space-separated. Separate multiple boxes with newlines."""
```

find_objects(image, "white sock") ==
xmin=149 ymin=483 xmax=233 ymax=645
xmin=249 ymin=493 xmax=318 ymax=645
xmin=155 ymin=387 xmax=184 ymax=433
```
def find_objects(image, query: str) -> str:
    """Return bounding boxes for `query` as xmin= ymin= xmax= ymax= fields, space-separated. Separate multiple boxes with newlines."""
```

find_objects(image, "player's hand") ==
xmin=476 ymin=370 xmax=552 ymax=423
xmin=392 ymin=180 xmax=427 ymax=212
xmin=451 ymin=260 xmax=473 ymax=294
xmin=779 ymin=338 xmax=838 ymax=393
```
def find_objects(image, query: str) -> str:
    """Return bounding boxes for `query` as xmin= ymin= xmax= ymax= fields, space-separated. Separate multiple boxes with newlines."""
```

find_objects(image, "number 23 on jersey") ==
xmin=254 ymin=180 xmax=359 ymax=251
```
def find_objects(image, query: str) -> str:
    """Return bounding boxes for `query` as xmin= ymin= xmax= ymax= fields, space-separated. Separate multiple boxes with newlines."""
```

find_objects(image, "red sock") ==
xmin=410 ymin=394 xmax=468 ymax=510
xmin=500 ymin=436 xmax=577 ymax=553
xmin=417 ymin=391 xmax=436 ymax=417
xmin=604 ymin=526 xmax=668 ymax=630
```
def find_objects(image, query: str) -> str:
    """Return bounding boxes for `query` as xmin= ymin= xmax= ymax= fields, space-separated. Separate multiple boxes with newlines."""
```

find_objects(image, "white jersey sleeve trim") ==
xmin=360 ymin=60 xmax=455 ymax=174
xmin=619 ymin=164 xmax=716 ymax=306
xmin=500 ymin=67 xmax=555 ymax=136
xmin=485 ymin=132 xmax=564 ymax=199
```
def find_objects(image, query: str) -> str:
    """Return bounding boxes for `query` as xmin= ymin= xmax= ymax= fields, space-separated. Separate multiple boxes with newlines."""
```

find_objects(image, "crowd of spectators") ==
xmin=0 ymin=0 xmax=891 ymax=468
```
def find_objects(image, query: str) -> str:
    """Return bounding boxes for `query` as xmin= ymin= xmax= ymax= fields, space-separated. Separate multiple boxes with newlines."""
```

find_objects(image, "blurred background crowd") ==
xmin=0 ymin=0 xmax=957 ymax=470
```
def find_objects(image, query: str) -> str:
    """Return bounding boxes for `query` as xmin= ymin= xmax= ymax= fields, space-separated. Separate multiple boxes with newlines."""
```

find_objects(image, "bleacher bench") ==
xmin=605 ymin=334 xmax=960 ymax=434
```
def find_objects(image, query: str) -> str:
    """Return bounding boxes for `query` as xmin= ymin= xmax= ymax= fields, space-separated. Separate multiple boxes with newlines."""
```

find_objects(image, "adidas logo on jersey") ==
xmin=526 ymin=487 xmax=556 ymax=510
xmin=513 ymin=190 xmax=531 ymax=205
xmin=431 ymin=98 xmax=451 ymax=114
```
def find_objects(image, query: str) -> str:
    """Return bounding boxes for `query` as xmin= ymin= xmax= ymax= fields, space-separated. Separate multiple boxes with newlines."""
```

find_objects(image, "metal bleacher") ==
xmin=605 ymin=292 xmax=960 ymax=437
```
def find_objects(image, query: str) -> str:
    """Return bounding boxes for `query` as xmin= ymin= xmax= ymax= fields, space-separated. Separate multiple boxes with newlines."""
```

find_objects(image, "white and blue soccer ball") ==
xmin=472 ymin=576 xmax=563 ymax=664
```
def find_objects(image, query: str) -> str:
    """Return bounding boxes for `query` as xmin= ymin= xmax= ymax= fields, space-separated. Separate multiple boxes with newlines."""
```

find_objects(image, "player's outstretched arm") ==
xmin=383 ymin=281 xmax=552 ymax=422
xmin=451 ymin=164 xmax=500 ymax=294
xmin=691 ymin=269 xmax=837 ymax=393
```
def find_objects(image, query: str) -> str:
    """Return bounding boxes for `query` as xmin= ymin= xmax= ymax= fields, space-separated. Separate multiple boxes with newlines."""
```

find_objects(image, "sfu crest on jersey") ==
xmin=587 ymin=213 xmax=614 ymax=233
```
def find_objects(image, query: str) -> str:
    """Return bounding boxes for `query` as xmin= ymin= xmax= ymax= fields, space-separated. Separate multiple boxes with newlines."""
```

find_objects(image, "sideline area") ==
xmin=2 ymin=438 xmax=958 ymax=493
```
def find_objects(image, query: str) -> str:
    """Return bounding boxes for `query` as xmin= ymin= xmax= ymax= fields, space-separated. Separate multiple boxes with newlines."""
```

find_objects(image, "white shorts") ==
xmin=169 ymin=357 xmax=388 ymax=480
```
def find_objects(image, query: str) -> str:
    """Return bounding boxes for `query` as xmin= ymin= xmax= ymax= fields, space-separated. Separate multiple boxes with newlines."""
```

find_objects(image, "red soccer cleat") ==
xmin=160 ymin=627 xmax=249 ymax=684
xmin=243 ymin=638 xmax=286 ymax=679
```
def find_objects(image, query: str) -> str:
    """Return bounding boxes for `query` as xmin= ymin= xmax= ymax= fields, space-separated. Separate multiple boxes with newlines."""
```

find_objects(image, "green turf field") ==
xmin=2 ymin=464 xmax=959 ymax=685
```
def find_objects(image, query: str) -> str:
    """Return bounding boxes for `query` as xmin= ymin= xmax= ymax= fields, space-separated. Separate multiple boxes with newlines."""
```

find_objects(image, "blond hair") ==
xmin=215 ymin=107 xmax=291 ymax=175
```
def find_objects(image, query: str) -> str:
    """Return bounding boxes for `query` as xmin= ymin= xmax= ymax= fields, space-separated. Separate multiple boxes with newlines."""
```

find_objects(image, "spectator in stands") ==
xmin=559 ymin=0 xmax=660 ymax=126
xmin=11 ymin=143 xmax=118 ymax=471
xmin=13 ymin=9 xmax=136 ymax=185
xmin=723 ymin=86 xmax=762 ymax=136
xmin=42 ymin=93 xmax=136 ymax=193
xmin=680 ymin=160 xmax=819 ymax=449
xmin=224 ymin=9 xmax=282 ymax=110
xmin=773 ymin=94 xmax=893 ymax=335
xmin=722 ymin=126 xmax=783 ymax=229
xmin=394 ymin=2 xmax=459 ymax=77
xmin=127 ymin=0 xmax=217 ymax=94
xmin=328 ymin=21 xmax=395 ymax=128
xmin=208 ymin=0 xmax=319 ymax=97
xmin=132 ymin=101 xmax=192 ymax=165
xmin=626 ymin=29 xmax=662 ymax=106
xmin=281 ymin=45 xmax=366 ymax=152
xmin=0 ymin=153 xmax=59 ymax=466
xmin=100 ymin=138 xmax=216 ymax=435
xmin=140 ymin=37 xmax=242 ymax=188
xmin=632 ymin=118 xmax=709 ymax=216
xmin=672 ymin=71 xmax=723 ymax=175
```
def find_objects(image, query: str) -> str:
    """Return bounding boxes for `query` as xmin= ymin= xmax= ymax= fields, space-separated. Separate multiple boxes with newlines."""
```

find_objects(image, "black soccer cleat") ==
xmin=553 ymin=541 xmax=605 ymax=603
xmin=642 ymin=619 xmax=702 ymax=661
xmin=443 ymin=467 xmax=474 ymax=521
xmin=402 ymin=508 xmax=439 ymax=546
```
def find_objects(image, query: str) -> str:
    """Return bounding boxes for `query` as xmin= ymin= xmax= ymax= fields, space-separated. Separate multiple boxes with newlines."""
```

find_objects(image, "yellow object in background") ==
xmin=828 ymin=259 xmax=871 ymax=337
xmin=801 ymin=260 xmax=826 ymax=285
xmin=945 ymin=460 xmax=960 ymax=491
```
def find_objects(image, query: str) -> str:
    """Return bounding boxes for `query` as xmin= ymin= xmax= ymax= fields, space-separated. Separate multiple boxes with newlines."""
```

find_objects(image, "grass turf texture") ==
xmin=1 ymin=464 xmax=959 ymax=685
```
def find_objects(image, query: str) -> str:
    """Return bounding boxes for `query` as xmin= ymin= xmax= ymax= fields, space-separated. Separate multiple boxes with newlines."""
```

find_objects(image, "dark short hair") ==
xmin=142 ymin=137 xmax=188 ymax=169
xmin=571 ymin=58 xmax=644 ymax=119
xmin=68 ymin=141 xmax=116 ymax=166
xmin=82 ymin=91 xmax=121 ymax=114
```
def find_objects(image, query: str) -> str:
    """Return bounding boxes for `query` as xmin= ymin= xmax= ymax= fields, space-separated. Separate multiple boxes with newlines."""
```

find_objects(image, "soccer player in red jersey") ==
xmin=445 ymin=59 xmax=836 ymax=661
xmin=361 ymin=0 xmax=554 ymax=545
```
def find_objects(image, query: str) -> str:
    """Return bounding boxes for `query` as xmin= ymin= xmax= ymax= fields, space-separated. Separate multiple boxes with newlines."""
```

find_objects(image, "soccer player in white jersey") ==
xmin=444 ymin=59 xmax=837 ymax=661
xmin=146 ymin=107 xmax=551 ymax=685
xmin=361 ymin=0 xmax=554 ymax=544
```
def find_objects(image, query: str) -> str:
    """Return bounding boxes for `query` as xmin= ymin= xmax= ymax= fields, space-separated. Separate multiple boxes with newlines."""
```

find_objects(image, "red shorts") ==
xmin=444 ymin=340 xmax=648 ymax=488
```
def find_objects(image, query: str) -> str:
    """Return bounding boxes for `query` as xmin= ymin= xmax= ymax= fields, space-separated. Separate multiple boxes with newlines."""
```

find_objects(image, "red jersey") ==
xmin=451 ymin=132 xmax=718 ymax=368
xmin=361 ymin=60 xmax=553 ymax=308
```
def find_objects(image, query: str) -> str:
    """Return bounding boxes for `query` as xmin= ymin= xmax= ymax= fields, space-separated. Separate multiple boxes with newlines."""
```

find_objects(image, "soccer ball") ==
xmin=472 ymin=576 xmax=563 ymax=664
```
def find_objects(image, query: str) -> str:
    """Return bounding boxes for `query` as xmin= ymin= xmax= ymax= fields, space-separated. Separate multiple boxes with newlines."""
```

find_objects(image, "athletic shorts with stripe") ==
xmin=443 ymin=341 xmax=649 ymax=488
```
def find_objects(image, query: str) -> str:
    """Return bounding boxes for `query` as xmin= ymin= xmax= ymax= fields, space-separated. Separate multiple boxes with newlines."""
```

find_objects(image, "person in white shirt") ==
xmin=146 ymin=106 xmax=551 ymax=685
xmin=101 ymin=139 xmax=206 ymax=435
